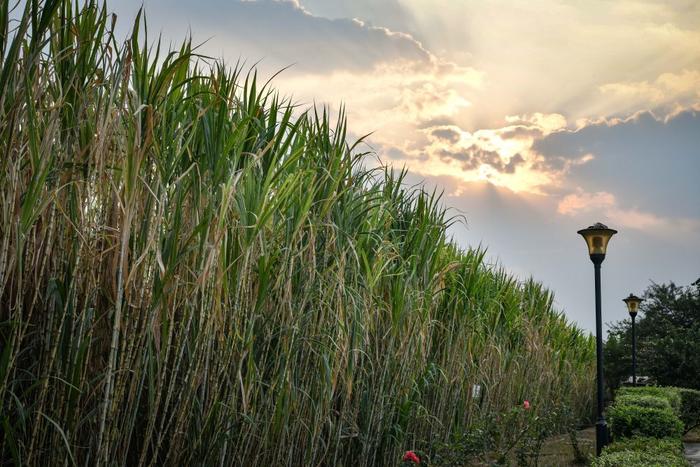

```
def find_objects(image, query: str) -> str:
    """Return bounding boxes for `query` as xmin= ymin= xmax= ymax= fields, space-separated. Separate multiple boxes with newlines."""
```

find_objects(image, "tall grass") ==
xmin=0 ymin=1 xmax=595 ymax=465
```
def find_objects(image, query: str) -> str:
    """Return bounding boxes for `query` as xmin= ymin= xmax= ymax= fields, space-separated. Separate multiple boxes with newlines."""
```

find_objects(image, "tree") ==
xmin=605 ymin=278 xmax=700 ymax=391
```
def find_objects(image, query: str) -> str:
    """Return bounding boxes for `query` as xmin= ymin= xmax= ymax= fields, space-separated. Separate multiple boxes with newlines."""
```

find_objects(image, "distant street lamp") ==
xmin=578 ymin=222 xmax=617 ymax=457
xmin=623 ymin=294 xmax=643 ymax=386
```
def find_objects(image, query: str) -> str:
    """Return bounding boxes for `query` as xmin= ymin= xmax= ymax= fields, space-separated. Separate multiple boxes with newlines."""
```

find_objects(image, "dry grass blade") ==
xmin=0 ymin=1 xmax=595 ymax=465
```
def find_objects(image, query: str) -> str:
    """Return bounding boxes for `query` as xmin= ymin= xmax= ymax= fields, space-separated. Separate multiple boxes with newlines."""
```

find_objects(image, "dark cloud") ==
xmin=498 ymin=125 xmax=544 ymax=140
xmin=503 ymin=153 xmax=525 ymax=173
xmin=116 ymin=0 xmax=430 ymax=73
xmin=430 ymin=128 xmax=461 ymax=143
xmin=438 ymin=146 xmax=526 ymax=173
xmin=298 ymin=0 xmax=418 ymax=41
xmin=417 ymin=116 xmax=458 ymax=129
xmin=534 ymin=109 xmax=700 ymax=218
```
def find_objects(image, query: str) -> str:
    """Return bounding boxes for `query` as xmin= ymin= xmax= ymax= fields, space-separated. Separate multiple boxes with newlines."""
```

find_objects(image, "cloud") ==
xmin=505 ymin=113 xmax=567 ymax=135
xmin=534 ymin=109 xmax=700 ymax=219
xmin=109 ymin=0 xmax=700 ymax=205
xmin=556 ymin=188 xmax=700 ymax=238
xmin=557 ymin=189 xmax=665 ymax=230
xmin=558 ymin=190 xmax=616 ymax=215
xmin=119 ymin=0 xmax=431 ymax=73
xmin=430 ymin=127 xmax=461 ymax=144
xmin=275 ymin=58 xmax=484 ymax=150
xmin=599 ymin=69 xmax=700 ymax=112
xmin=382 ymin=115 xmax=573 ymax=194
xmin=298 ymin=0 xmax=417 ymax=41
xmin=396 ymin=0 xmax=700 ymax=122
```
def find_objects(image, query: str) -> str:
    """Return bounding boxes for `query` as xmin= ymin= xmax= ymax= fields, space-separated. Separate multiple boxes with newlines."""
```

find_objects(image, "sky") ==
xmin=109 ymin=0 xmax=700 ymax=333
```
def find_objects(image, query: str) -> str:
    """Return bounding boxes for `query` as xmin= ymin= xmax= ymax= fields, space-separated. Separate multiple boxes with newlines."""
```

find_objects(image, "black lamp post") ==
xmin=578 ymin=222 xmax=617 ymax=456
xmin=623 ymin=294 xmax=643 ymax=386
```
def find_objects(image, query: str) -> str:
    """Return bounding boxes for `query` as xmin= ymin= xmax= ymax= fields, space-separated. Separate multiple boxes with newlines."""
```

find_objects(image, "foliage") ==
xmin=608 ymin=404 xmax=683 ymax=439
xmin=599 ymin=387 xmax=689 ymax=466
xmin=425 ymin=402 xmax=578 ymax=466
xmin=513 ymin=405 xmax=565 ymax=467
xmin=617 ymin=386 xmax=682 ymax=412
xmin=426 ymin=416 xmax=499 ymax=465
xmin=615 ymin=394 xmax=672 ymax=410
xmin=618 ymin=386 xmax=700 ymax=433
xmin=605 ymin=279 xmax=700 ymax=391
xmin=617 ymin=386 xmax=700 ymax=433
xmin=591 ymin=449 xmax=689 ymax=467
xmin=594 ymin=435 xmax=688 ymax=467
xmin=0 ymin=0 xmax=596 ymax=465
xmin=677 ymin=387 xmax=700 ymax=433
xmin=601 ymin=436 xmax=683 ymax=455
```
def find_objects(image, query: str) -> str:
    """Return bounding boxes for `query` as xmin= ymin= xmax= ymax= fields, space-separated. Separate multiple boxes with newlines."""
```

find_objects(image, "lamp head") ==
xmin=623 ymin=293 xmax=643 ymax=318
xmin=577 ymin=222 xmax=617 ymax=262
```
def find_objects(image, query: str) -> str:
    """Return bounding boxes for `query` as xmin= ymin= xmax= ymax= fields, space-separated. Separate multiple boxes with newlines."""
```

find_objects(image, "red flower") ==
xmin=403 ymin=450 xmax=420 ymax=464
xmin=523 ymin=400 xmax=531 ymax=410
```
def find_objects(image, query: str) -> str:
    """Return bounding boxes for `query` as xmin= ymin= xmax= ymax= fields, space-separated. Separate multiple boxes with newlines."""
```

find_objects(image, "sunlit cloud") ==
xmin=505 ymin=113 xmax=567 ymax=135
xmin=558 ymin=190 xmax=616 ymax=216
xmin=396 ymin=117 xmax=570 ymax=194
xmin=276 ymin=58 xmax=485 ymax=167
xmin=398 ymin=0 xmax=700 ymax=122
xmin=600 ymin=70 xmax=700 ymax=112
xmin=557 ymin=188 xmax=700 ymax=237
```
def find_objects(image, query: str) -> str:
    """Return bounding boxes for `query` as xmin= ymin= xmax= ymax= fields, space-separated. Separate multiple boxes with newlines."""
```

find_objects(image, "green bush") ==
xmin=601 ymin=387 xmax=691 ymax=466
xmin=608 ymin=404 xmax=684 ymax=439
xmin=616 ymin=394 xmax=672 ymax=411
xmin=676 ymin=387 xmax=700 ymax=432
xmin=616 ymin=387 xmax=681 ymax=412
xmin=591 ymin=450 xmax=689 ymax=467
xmin=602 ymin=436 xmax=683 ymax=455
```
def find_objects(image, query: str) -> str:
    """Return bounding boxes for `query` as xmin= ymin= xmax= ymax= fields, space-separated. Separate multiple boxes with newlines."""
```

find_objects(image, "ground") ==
xmin=686 ymin=428 xmax=700 ymax=443
xmin=531 ymin=427 xmax=595 ymax=466
xmin=686 ymin=428 xmax=700 ymax=467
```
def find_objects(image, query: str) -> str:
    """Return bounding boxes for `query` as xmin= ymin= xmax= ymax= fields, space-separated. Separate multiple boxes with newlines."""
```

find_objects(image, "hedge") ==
xmin=608 ymin=404 xmax=684 ymax=439
xmin=676 ymin=387 xmax=700 ymax=433
xmin=599 ymin=387 xmax=691 ymax=466
xmin=615 ymin=394 xmax=672 ymax=411
xmin=616 ymin=386 xmax=700 ymax=433
xmin=593 ymin=436 xmax=689 ymax=467
xmin=616 ymin=386 xmax=681 ymax=412
xmin=602 ymin=436 xmax=683 ymax=455
xmin=591 ymin=449 xmax=689 ymax=467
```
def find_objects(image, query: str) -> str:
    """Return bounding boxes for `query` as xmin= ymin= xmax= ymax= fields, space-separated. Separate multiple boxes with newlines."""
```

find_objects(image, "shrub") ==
xmin=427 ymin=403 xmax=574 ymax=467
xmin=615 ymin=394 xmax=672 ymax=411
xmin=591 ymin=450 xmax=689 ymax=467
xmin=601 ymin=387 xmax=691 ymax=466
xmin=676 ymin=387 xmax=700 ymax=432
xmin=427 ymin=419 xmax=497 ymax=465
xmin=616 ymin=387 xmax=681 ymax=412
xmin=608 ymin=404 xmax=683 ymax=439
xmin=514 ymin=406 xmax=562 ymax=467
xmin=602 ymin=436 xmax=683 ymax=455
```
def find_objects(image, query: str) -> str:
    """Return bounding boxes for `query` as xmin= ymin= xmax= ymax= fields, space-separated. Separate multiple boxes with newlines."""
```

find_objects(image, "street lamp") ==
xmin=623 ymin=294 xmax=643 ymax=386
xmin=578 ymin=222 xmax=617 ymax=456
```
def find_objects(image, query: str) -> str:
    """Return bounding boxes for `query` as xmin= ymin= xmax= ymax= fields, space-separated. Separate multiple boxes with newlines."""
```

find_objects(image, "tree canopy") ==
xmin=605 ymin=278 xmax=700 ymax=391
